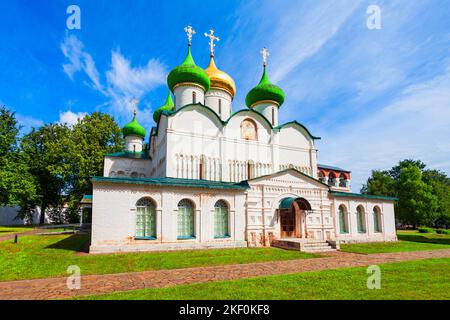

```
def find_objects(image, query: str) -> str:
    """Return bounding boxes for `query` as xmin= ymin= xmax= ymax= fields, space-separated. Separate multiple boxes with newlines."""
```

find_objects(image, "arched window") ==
xmin=241 ymin=119 xmax=258 ymax=141
xmin=318 ymin=171 xmax=326 ymax=183
xmin=131 ymin=171 xmax=139 ymax=178
xmin=177 ymin=199 xmax=195 ymax=239
xmin=328 ymin=172 xmax=337 ymax=186
xmin=214 ymin=200 xmax=229 ymax=238
xmin=192 ymin=91 xmax=197 ymax=104
xmin=373 ymin=206 xmax=382 ymax=233
xmin=356 ymin=205 xmax=366 ymax=233
xmin=117 ymin=171 xmax=125 ymax=177
xmin=135 ymin=198 xmax=156 ymax=239
xmin=339 ymin=174 xmax=347 ymax=187
xmin=338 ymin=205 xmax=349 ymax=234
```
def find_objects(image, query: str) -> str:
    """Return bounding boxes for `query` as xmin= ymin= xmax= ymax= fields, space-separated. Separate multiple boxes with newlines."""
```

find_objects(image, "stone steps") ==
xmin=272 ymin=239 xmax=337 ymax=252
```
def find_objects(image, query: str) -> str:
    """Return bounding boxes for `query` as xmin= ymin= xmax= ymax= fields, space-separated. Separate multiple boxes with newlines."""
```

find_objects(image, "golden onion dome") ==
xmin=205 ymin=56 xmax=236 ymax=97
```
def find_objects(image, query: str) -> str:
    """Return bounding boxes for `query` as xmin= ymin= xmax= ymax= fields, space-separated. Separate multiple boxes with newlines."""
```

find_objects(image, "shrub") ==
xmin=436 ymin=229 xmax=450 ymax=235
xmin=418 ymin=227 xmax=434 ymax=233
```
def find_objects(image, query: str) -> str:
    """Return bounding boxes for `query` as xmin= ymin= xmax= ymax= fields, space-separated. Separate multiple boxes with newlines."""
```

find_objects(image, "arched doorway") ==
xmin=278 ymin=197 xmax=312 ymax=239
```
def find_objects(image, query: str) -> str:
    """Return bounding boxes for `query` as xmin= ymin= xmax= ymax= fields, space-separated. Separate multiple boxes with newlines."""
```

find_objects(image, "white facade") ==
xmin=91 ymin=59 xmax=397 ymax=254
xmin=204 ymin=88 xmax=233 ymax=121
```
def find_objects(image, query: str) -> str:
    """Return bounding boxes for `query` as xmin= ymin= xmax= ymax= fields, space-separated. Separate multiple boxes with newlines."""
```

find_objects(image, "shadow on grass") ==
xmin=45 ymin=234 xmax=91 ymax=253
xmin=398 ymin=233 xmax=450 ymax=245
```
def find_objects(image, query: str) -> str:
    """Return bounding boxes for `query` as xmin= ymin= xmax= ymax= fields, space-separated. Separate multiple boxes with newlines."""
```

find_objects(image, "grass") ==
xmin=0 ymin=225 xmax=35 ymax=236
xmin=0 ymin=234 xmax=319 ymax=282
xmin=78 ymin=258 xmax=450 ymax=300
xmin=340 ymin=231 xmax=450 ymax=254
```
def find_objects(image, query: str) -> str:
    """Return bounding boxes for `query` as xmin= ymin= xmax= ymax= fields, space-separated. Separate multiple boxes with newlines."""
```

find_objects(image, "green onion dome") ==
xmin=245 ymin=66 xmax=285 ymax=108
xmin=122 ymin=111 xmax=146 ymax=138
xmin=167 ymin=46 xmax=211 ymax=92
xmin=153 ymin=91 xmax=174 ymax=122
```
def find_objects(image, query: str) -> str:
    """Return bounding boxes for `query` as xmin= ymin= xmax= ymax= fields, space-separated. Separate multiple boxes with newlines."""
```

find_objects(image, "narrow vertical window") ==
xmin=214 ymin=200 xmax=229 ymax=238
xmin=135 ymin=198 xmax=156 ymax=239
xmin=219 ymin=99 xmax=222 ymax=115
xmin=357 ymin=206 xmax=366 ymax=233
xmin=373 ymin=207 xmax=382 ymax=233
xmin=271 ymin=107 xmax=275 ymax=125
xmin=178 ymin=199 xmax=195 ymax=239
xmin=199 ymin=156 xmax=205 ymax=180
xmin=338 ymin=205 xmax=348 ymax=234
xmin=192 ymin=91 xmax=196 ymax=104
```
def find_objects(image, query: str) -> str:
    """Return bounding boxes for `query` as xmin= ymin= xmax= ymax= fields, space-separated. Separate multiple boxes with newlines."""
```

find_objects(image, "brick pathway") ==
xmin=1 ymin=249 xmax=449 ymax=300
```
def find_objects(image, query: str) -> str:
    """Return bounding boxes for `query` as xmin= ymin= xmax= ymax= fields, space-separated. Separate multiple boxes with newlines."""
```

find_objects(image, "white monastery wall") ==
xmin=331 ymin=197 xmax=397 ymax=243
xmin=90 ymin=181 xmax=247 ymax=253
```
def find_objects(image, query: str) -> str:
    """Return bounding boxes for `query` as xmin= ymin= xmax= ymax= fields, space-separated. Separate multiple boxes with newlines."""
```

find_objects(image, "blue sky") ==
xmin=1 ymin=0 xmax=450 ymax=191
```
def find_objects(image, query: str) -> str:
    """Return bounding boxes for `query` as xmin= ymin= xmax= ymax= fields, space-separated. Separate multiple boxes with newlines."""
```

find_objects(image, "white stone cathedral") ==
xmin=89 ymin=27 xmax=397 ymax=254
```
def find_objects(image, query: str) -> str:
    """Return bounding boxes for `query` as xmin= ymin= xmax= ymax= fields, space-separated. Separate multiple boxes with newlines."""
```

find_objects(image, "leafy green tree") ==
xmin=20 ymin=124 xmax=71 ymax=224
xmin=50 ymin=112 xmax=123 ymax=221
xmin=423 ymin=169 xmax=450 ymax=227
xmin=396 ymin=165 xmax=439 ymax=228
xmin=388 ymin=159 xmax=426 ymax=182
xmin=0 ymin=106 xmax=19 ymax=167
xmin=0 ymin=107 xmax=38 ymax=222
xmin=361 ymin=170 xmax=396 ymax=197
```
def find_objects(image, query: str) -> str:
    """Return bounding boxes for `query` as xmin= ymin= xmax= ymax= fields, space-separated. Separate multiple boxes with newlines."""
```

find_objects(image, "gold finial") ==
xmin=184 ymin=25 xmax=196 ymax=46
xmin=132 ymin=98 xmax=138 ymax=116
xmin=260 ymin=47 xmax=270 ymax=67
xmin=204 ymin=29 xmax=220 ymax=57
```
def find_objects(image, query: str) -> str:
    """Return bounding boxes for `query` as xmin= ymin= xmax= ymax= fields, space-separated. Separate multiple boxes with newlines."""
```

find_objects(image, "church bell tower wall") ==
xmin=173 ymin=84 xmax=205 ymax=110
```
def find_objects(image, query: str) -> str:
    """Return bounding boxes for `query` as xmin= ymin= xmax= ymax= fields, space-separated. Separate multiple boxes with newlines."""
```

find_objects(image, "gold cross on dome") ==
xmin=260 ymin=47 xmax=270 ymax=66
xmin=204 ymin=29 xmax=220 ymax=56
xmin=184 ymin=25 xmax=196 ymax=45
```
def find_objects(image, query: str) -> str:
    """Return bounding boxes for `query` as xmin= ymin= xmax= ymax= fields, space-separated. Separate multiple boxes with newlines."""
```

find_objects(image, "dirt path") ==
xmin=1 ymin=248 xmax=449 ymax=300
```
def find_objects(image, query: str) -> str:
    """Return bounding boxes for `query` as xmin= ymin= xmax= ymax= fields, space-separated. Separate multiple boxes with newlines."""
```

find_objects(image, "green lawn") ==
xmin=0 ymin=234 xmax=319 ymax=282
xmin=0 ymin=225 xmax=35 ymax=236
xmin=78 ymin=258 xmax=450 ymax=300
xmin=340 ymin=231 xmax=450 ymax=254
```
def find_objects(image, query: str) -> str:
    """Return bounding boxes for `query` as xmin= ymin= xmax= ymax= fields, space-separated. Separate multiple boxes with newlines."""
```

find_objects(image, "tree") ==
xmin=50 ymin=112 xmax=123 ymax=221
xmin=0 ymin=107 xmax=38 ymax=222
xmin=423 ymin=169 xmax=450 ymax=227
xmin=388 ymin=159 xmax=427 ymax=182
xmin=0 ymin=106 xmax=19 ymax=167
xmin=396 ymin=165 xmax=439 ymax=228
xmin=361 ymin=170 xmax=396 ymax=197
xmin=20 ymin=124 xmax=71 ymax=224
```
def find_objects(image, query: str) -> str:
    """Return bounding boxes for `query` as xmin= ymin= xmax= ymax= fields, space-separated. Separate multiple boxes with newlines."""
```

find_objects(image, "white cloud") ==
xmin=106 ymin=51 xmax=166 ymax=98
xmin=60 ymin=34 xmax=167 ymax=132
xmin=318 ymin=63 xmax=450 ymax=191
xmin=269 ymin=1 xmax=363 ymax=83
xmin=58 ymin=110 xmax=87 ymax=126
xmin=61 ymin=34 xmax=104 ymax=93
